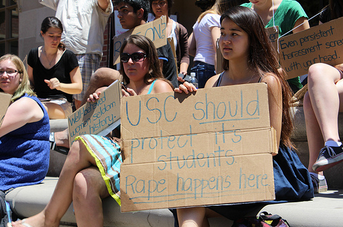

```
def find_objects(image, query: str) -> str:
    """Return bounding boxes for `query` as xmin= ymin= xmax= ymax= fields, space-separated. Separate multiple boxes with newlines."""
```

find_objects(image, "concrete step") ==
xmin=6 ymin=177 xmax=343 ymax=227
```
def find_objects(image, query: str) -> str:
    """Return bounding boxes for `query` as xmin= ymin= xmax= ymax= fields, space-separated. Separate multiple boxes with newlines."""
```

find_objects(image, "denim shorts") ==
xmin=191 ymin=61 xmax=216 ymax=88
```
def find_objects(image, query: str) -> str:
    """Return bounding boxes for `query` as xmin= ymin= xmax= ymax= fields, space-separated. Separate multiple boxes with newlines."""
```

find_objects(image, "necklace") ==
xmin=42 ymin=48 xmax=57 ymax=67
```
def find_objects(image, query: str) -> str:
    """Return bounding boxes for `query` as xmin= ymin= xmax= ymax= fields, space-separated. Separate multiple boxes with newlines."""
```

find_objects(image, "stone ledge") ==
xmin=20 ymin=108 xmax=341 ymax=226
xmin=6 ymin=177 xmax=343 ymax=227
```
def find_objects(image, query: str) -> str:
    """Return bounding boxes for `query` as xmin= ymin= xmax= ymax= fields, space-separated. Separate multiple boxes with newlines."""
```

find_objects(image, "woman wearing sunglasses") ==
xmin=13 ymin=34 xmax=174 ymax=227
xmin=0 ymin=54 xmax=50 ymax=194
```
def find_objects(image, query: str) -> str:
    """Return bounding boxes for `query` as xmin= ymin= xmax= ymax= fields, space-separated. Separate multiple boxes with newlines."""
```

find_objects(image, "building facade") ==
xmin=2 ymin=0 xmax=327 ymax=67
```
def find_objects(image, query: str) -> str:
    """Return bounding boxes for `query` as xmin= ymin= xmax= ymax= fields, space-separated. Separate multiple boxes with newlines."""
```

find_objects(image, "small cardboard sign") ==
xmin=68 ymin=80 xmax=121 ymax=146
xmin=278 ymin=17 xmax=343 ymax=79
xmin=266 ymin=26 xmax=279 ymax=54
xmin=0 ymin=92 xmax=12 ymax=126
xmin=120 ymin=83 xmax=276 ymax=212
xmin=113 ymin=16 xmax=167 ymax=65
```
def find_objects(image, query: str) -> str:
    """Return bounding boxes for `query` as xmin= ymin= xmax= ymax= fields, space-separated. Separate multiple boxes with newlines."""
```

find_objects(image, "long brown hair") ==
xmin=120 ymin=34 xmax=163 ymax=85
xmin=41 ymin=16 xmax=65 ymax=50
xmin=220 ymin=6 xmax=294 ymax=148
xmin=197 ymin=0 xmax=241 ymax=22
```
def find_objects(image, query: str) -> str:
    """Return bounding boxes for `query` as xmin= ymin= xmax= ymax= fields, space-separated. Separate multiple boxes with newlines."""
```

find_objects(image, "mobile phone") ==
xmin=179 ymin=73 xmax=192 ymax=83
xmin=121 ymin=82 xmax=128 ymax=92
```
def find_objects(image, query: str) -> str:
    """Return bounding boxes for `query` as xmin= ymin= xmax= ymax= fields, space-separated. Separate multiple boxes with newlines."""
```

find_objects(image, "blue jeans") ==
xmin=191 ymin=61 xmax=216 ymax=88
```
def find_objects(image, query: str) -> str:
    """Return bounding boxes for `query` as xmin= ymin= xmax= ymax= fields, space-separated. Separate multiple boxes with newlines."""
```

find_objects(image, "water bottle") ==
xmin=190 ymin=72 xmax=198 ymax=88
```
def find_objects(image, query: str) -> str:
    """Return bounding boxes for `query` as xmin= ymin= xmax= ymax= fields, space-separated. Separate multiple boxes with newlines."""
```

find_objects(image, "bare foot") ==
xmin=55 ymin=129 xmax=70 ymax=148
xmin=12 ymin=212 xmax=58 ymax=227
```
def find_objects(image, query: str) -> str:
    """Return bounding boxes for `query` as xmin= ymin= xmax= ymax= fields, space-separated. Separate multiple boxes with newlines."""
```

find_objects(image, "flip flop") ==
xmin=21 ymin=219 xmax=33 ymax=227
xmin=15 ymin=219 xmax=32 ymax=227
xmin=49 ymin=132 xmax=69 ymax=155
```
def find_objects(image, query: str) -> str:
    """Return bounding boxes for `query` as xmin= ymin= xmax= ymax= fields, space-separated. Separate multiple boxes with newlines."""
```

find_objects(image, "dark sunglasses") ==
xmin=120 ymin=52 xmax=147 ymax=63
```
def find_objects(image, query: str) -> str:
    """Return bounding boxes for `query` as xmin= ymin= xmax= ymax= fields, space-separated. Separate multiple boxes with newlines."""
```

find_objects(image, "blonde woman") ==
xmin=189 ymin=0 xmax=242 ymax=88
xmin=0 ymin=54 xmax=50 ymax=192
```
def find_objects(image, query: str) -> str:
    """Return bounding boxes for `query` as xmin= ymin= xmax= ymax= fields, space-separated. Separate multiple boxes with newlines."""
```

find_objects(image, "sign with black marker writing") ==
xmin=0 ymin=92 xmax=12 ymax=127
xmin=279 ymin=17 xmax=343 ymax=79
xmin=113 ymin=16 xmax=167 ymax=65
xmin=120 ymin=83 xmax=276 ymax=212
xmin=68 ymin=80 xmax=121 ymax=146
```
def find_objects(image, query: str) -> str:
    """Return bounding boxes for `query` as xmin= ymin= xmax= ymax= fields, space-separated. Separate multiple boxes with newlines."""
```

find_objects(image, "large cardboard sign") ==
xmin=113 ymin=16 xmax=167 ymax=65
xmin=279 ymin=17 xmax=343 ymax=79
xmin=68 ymin=81 xmax=121 ymax=146
xmin=0 ymin=92 xmax=12 ymax=126
xmin=120 ymin=83 xmax=276 ymax=212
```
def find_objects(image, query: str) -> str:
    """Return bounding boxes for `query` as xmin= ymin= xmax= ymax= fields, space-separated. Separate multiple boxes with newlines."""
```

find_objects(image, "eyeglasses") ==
xmin=0 ymin=69 xmax=19 ymax=77
xmin=120 ymin=52 xmax=147 ymax=63
xmin=152 ymin=0 xmax=167 ymax=6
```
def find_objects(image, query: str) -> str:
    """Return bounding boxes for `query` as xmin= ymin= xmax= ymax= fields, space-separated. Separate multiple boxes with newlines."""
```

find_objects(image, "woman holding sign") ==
xmin=0 ymin=54 xmax=50 ymax=192
xmin=173 ymin=6 xmax=313 ymax=226
xmin=304 ymin=0 xmax=343 ymax=194
xmin=13 ymin=34 xmax=174 ymax=227
xmin=241 ymin=0 xmax=310 ymax=93
xmin=149 ymin=0 xmax=190 ymax=75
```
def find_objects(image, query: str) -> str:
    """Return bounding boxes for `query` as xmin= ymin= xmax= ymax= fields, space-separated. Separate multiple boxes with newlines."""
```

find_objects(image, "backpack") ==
xmin=231 ymin=211 xmax=290 ymax=227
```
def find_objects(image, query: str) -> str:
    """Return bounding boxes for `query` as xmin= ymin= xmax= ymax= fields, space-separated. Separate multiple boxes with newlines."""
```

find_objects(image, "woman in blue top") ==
xmin=0 ymin=54 xmax=50 ymax=192
xmin=14 ymin=35 xmax=174 ymax=227
xmin=241 ymin=0 xmax=310 ymax=93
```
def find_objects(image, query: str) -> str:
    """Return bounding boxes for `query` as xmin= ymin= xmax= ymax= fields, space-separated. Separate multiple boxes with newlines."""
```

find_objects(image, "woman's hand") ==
xmin=122 ymin=87 xmax=137 ymax=97
xmin=87 ymin=91 xmax=101 ymax=103
xmin=44 ymin=78 xmax=61 ymax=90
xmin=86 ymin=87 xmax=107 ymax=102
xmin=174 ymin=81 xmax=197 ymax=94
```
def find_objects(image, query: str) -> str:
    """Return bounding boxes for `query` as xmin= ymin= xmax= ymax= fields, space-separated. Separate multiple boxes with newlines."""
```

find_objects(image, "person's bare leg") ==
xmin=177 ymin=207 xmax=209 ymax=227
xmin=81 ymin=67 xmax=121 ymax=105
xmin=44 ymin=103 xmax=66 ymax=119
xmin=53 ymin=129 xmax=70 ymax=148
xmin=74 ymin=99 xmax=82 ymax=109
xmin=13 ymin=140 xmax=97 ymax=227
xmin=307 ymin=63 xmax=342 ymax=142
xmin=73 ymin=167 xmax=110 ymax=227
xmin=303 ymin=92 xmax=324 ymax=173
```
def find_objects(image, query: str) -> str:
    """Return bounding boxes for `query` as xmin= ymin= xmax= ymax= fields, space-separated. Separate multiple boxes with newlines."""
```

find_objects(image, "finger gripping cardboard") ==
xmin=120 ymin=83 xmax=277 ymax=212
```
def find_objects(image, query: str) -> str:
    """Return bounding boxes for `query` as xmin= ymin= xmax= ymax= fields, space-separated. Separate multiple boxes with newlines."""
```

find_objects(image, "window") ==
xmin=0 ymin=0 xmax=18 ymax=56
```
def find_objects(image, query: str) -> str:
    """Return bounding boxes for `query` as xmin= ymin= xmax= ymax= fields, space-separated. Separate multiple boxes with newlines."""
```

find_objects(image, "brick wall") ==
xmin=100 ymin=17 xmax=111 ymax=67
xmin=100 ymin=26 xmax=109 ymax=67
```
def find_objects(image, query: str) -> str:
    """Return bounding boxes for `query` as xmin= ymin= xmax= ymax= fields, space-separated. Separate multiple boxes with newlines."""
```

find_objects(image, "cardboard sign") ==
xmin=0 ymin=92 xmax=12 ymax=126
xmin=266 ymin=26 xmax=279 ymax=54
xmin=279 ymin=17 xmax=343 ymax=79
xmin=113 ymin=16 xmax=167 ymax=65
xmin=68 ymin=80 xmax=121 ymax=146
xmin=120 ymin=83 xmax=276 ymax=212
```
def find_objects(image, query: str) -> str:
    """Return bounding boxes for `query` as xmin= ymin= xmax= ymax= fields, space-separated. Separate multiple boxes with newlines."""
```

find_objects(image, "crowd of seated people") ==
xmin=2 ymin=0 xmax=343 ymax=227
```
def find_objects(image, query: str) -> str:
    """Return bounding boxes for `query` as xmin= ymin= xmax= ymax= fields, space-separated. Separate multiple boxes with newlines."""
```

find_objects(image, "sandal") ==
xmin=49 ymin=132 xmax=69 ymax=155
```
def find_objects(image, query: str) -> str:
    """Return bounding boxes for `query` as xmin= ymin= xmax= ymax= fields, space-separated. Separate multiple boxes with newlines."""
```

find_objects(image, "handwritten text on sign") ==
xmin=113 ymin=16 xmax=167 ymax=65
xmin=279 ymin=17 xmax=343 ymax=79
xmin=68 ymin=81 xmax=121 ymax=146
xmin=120 ymin=83 xmax=275 ymax=212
